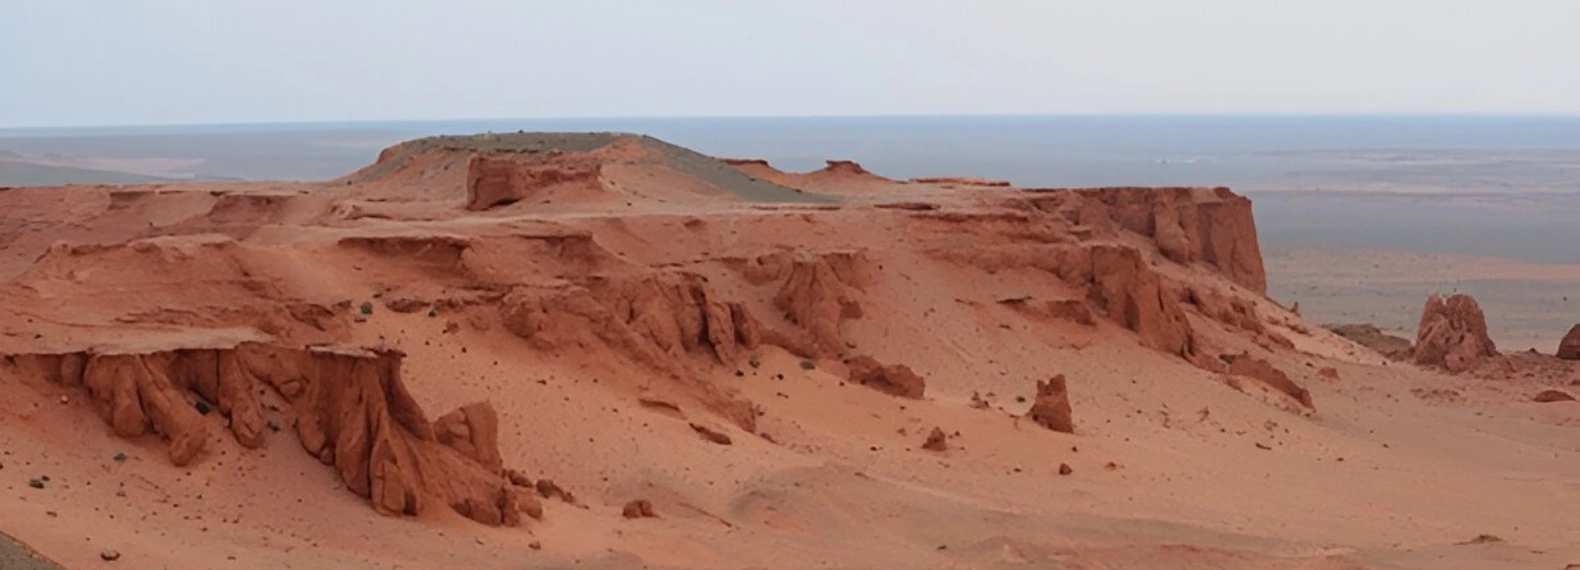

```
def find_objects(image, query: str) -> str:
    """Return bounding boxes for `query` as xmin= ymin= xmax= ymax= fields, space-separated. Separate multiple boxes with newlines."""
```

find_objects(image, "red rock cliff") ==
xmin=1 ymin=343 xmax=528 ymax=526
xmin=1071 ymin=187 xmax=1266 ymax=294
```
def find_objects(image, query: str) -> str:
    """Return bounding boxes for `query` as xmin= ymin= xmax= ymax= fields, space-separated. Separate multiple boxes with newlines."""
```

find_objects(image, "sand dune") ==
xmin=0 ymin=133 xmax=1574 ymax=570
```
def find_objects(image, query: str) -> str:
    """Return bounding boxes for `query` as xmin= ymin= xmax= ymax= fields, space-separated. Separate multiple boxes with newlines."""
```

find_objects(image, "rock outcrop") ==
xmin=1028 ymin=375 xmax=1074 ymax=433
xmin=1087 ymin=245 xmax=1195 ymax=357
xmin=0 ymin=343 xmax=526 ymax=526
xmin=843 ymin=356 xmax=926 ymax=399
xmin=1222 ymin=353 xmax=1313 ymax=408
xmin=732 ymin=250 xmax=874 ymax=357
xmin=1326 ymin=323 xmax=1413 ymax=360
xmin=466 ymin=154 xmax=603 ymax=210
xmin=498 ymin=271 xmax=762 ymax=430
xmin=1070 ymin=187 xmax=1266 ymax=293
xmin=1413 ymin=294 xmax=1499 ymax=373
xmin=1558 ymin=324 xmax=1580 ymax=360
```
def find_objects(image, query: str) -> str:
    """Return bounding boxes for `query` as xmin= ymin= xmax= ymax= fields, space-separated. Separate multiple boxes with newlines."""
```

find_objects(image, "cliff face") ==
xmin=1 ymin=343 xmax=529 ymax=527
xmin=1070 ymin=187 xmax=1267 ymax=294
xmin=466 ymin=155 xmax=604 ymax=210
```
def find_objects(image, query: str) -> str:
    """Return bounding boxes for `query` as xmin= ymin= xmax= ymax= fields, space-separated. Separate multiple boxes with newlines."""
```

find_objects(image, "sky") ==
xmin=2 ymin=0 xmax=1577 ymax=127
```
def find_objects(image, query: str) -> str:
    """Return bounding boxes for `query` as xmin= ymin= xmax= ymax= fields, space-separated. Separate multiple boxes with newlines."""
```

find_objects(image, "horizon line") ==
xmin=5 ymin=111 xmax=1580 ymax=133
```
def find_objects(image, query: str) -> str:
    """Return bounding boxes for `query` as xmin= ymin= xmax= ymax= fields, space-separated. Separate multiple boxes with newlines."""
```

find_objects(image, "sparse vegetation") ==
xmin=195 ymin=399 xmax=212 ymax=415
xmin=360 ymin=301 xmax=375 ymax=315
xmin=799 ymin=359 xmax=816 ymax=371
xmin=113 ymin=452 xmax=127 ymax=462
xmin=427 ymin=307 xmax=438 ymax=318
xmin=28 ymin=478 xmax=44 ymax=489
xmin=748 ymin=354 xmax=761 ymax=369
xmin=266 ymin=419 xmax=282 ymax=432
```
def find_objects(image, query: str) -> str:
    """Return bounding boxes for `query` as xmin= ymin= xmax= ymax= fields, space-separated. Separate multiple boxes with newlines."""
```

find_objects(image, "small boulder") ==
xmin=506 ymin=469 xmax=532 ymax=488
xmin=843 ymin=356 xmax=926 ymax=399
xmin=1058 ymin=463 xmax=1073 ymax=476
xmin=101 ymin=550 xmax=121 ymax=561
xmin=535 ymin=479 xmax=574 ymax=503
xmin=689 ymin=422 xmax=733 ymax=445
xmin=1534 ymin=389 xmax=1576 ymax=403
xmin=921 ymin=427 xmax=948 ymax=452
xmin=1028 ymin=375 xmax=1074 ymax=433
xmin=384 ymin=297 xmax=428 ymax=313
xmin=622 ymin=499 xmax=657 ymax=519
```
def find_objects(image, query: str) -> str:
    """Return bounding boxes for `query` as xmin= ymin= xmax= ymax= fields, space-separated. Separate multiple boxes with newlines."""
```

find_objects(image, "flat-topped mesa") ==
xmin=719 ymin=158 xmax=773 ymax=168
xmin=1058 ymin=187 xmax=1266 ymax=294
xmin=0 ymin=342 xmax=530 ymax=527
xmin=909 ymin=176 xmax=1012 ymax=187
xmin=809 ymin=160 xmax=892 ymax=182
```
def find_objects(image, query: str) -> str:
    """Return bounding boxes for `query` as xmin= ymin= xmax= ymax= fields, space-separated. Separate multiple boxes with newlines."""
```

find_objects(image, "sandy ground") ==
xmin=0 ymin=133 xmax=1576 ymax=570
xmin=1268 ymin=246 xmax=1580 ymax=352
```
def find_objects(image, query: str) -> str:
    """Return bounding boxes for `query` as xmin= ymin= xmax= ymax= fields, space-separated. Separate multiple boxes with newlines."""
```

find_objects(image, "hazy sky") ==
xmin=3 ymin=0 xmax=1577 ymax=127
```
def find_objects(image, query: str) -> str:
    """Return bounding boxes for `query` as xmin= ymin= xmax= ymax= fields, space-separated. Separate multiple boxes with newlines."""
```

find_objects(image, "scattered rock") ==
xmin=536 ymin=479 xmax=574 ymax=503
xmin=1413 ymin=293 xmax=1498 ymax=373
xmin=506 ymin=469 xmax=532 ymax=488
xmin=843 ymin=356 xmax=926 ymax=399
xmin=921 ymin=427 xmax=948 ymax=452
xmin=100 ymin=550 xmax=121 ymax=561
xmin=1223 ymin=353 xmax=1313 ymax=408
xmin=637 ymin=395 xmax=682 ymax=414
xmin=384 ymin=297 xmax=428 ymax=313
xmin=1457 ymin=534 xmax=1503 ymax=545
xmin=689 ymin=423 xmax=733 ymax=445
xmin=1027 ymin=375 xmax=1074 ymax=433
xmin=1534 ymin=389 xmax=1576 ymax=403
xmin=622 ymin=499 xmax=657 ymax=519
xmin=1058 ymin=463 xmax=1073 ymax=475
xmin=518 ymin=494 xmax=544 ymax=520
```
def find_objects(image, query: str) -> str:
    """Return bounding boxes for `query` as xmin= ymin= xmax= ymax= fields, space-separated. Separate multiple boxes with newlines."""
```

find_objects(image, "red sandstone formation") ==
xmin=466 ymin=155 xmax=603 ymax=210
xmin=1087 ymin=246 xmax=1195 ymax=357
xmin=498 ymin=271 xmax=762 ymax=430
xmin=1066 ymin=187 xmax=1267 ymax=293
xmin=810 ymin=160 xmax=889 ymax=182
xmin=1 ymin=343 xmax=525 ymax=526
xmin=843 ymin=356 xmax=927 ymax=399
xmin=1222 ymin=353 xmax=1313 ymax=408
xmin=1413 ymin=294 xmax=1499 ymax=373
xmin=732 ymin=250 xmax=873 ymax=356
xmin=1558 ymin=324 xmax=1580 ymax=360
xmin=1028 ymin=375 xmax=1075 ymax=433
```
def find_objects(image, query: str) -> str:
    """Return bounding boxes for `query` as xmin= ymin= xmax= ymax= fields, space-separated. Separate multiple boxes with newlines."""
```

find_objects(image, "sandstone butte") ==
xmin=0 ymin=133 xmax=1574 ymax=570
